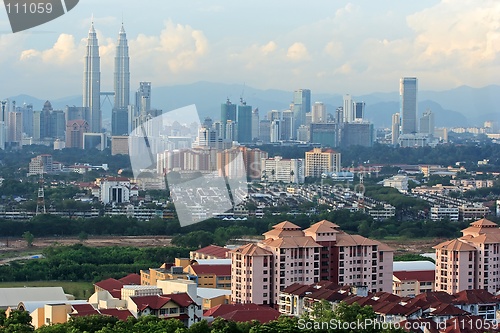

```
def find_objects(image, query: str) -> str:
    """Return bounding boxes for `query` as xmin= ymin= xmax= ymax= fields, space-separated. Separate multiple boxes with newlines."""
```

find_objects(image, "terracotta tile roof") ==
xmin=462 ymin=233 xmax=500 ymax=244
xmin=335 ymin=233 xmax=381 ymax=247
xmin=263 ymin=228 xmax=305 ymax=239
xmin=130 ymin=293 xmax=195 ymax=311
xmin=430 ymin=303 xmax=470 ymax=316
xmin=305 ymin=220 xmax=341 ymax=234
xmin=188 ymin=264 xmax=231 ymax=276
xmin=271 ymin=221 xmax=301 ymax=229
xmin=99 ymin=309 xmax=134 ymax=321
xmin=261 ymin=236 xmax=321 ymax=249
xmin=94 ymin=278 xmax=124 ymax=293
xmin=372 ymin=301 xmax=410 ymax=316
xmin=281 ymin=283 xmax=316 ymax=296
xmin=231 ymin=243 xmax=272 ymax=256
xmin=193 ymin=245 xmax=230 ymax=258
xmin=452 ymin=289 xmax=497 ymax=305
xmin=119 ymin=273 xmax=141 ymax=285
xmin=393 ymin=270 xmax=435 ymax=282
xmin=220 ymin=308 xmax=280 ymax=323
xmin=470 ymin=218 xmax=498 ymax=227
xmin=433 ymin=239 xmax=476 ymax=251
xmin=204 ymin=303 xmax=262 ymax=317
xmin=72 ymin=304 xmax=97 ymax=313
xmin=443 ymin=315 xmax=500 ymax=333
xmin=461 ymin=218 xmax=500 ymax=237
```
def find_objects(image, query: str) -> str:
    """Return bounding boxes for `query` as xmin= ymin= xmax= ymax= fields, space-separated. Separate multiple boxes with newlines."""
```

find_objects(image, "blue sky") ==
xmin=0 ymin=0 xmax=499 ymax=99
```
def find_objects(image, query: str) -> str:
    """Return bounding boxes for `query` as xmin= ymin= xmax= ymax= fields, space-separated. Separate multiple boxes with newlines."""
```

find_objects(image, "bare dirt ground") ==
xmin=383 ymin=238 xmax=445 ymax=256
xmin=0 ymin=236 xmax=172 ymax=258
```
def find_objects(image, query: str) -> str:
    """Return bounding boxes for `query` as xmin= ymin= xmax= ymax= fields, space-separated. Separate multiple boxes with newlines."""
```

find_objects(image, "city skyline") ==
xmin=0 ymin=1 xmax=498 ymax=99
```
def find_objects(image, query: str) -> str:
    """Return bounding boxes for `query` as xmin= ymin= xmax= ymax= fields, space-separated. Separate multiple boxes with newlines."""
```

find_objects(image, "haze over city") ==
xmin=0 ymin=0 xmax=499 ymax=98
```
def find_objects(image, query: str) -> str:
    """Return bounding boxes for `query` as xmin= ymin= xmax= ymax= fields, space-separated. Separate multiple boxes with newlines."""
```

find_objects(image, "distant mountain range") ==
xmin=7 ymin=82 xmax=500 ymax=128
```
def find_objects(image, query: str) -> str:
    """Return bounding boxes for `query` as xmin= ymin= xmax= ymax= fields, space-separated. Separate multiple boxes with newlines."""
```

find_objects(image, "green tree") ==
xmin=22 ymin=231 xmax=34 ymax=247
xmin=3 ymin=310 xmax=34 ymax=333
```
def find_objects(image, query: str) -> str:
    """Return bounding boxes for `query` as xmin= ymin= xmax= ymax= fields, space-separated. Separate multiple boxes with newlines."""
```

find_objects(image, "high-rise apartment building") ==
xmin=230 ymin=220 xmax=393 ymax=305
xmin=135 ymin=82 xmax=151 ymax=115
xmin=17 ymin=103 xmax=33 ymax=137
xmin=261 ymin=156 xmax=304 ymax=183
xmin=434 ymin=218 xmax=500 ymax=294
xmin=305 ymin=147 xmax=341 ymax=178
xmin=400 ymin=77 xmax=418 ymax=134
xmin=8 ymin=111 xmax=22 ymax=145
xmin=83 ymin=20 xmax=101 ymax=133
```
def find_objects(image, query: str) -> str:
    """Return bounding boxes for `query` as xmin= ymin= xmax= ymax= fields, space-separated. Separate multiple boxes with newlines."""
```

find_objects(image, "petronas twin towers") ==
xmin=83 ymin=19 xmax=130 ymax=133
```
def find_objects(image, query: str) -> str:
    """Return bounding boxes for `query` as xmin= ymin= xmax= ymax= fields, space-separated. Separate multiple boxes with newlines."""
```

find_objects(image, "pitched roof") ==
xmin=0 ymin=287 xmax=67 ymax=308
xmin=188 ymin=264 xmax=231 ymax=276
xmin=130 ymin=293 xmax=195 ymax=311
xmin=99 ymin=309 xmax=134 ymax=321
xmin=193 ymin=245 xmax=230 ymax=258
xmin=261 ymin=236 xmax=322 ymax=249
xmin=271 ymin=221 xmax=301 ymax=230
xmin=393 ymin=270 xmax=435 ymax=282
xmin=433 ymin=239 xmax=476 ymax=251
xmin=119 ymin=273 xmax=141 ymax=285
xmin=220 ymin=308 xmax=280 ymax=324
xmin=231 ymin=243 xmax=272 ymax=256
xmin=452 ymin=289 xmax=497 ymax=305
xmin=335 ymin=233 xmax=382 ymax=247
xmin=94 ymin=278 xmax=124 ymax=292
xmin=305 ymin=220 xmax=341 ymax=234
xmin=430 ymin=303 xmax=470 ymax=316
xmin=204 ymin=303 xmax=262 ymax=317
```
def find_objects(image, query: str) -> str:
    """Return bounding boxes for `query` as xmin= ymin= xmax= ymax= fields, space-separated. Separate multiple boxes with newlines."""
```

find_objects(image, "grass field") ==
xmin=0 ymin=281 xmax=94 ymax=300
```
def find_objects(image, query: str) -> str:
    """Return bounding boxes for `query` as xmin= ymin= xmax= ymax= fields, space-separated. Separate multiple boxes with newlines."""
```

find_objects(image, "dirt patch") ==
xmin=0 ymin=236 xmax=172 ymax=256
xmin=383 ymin=238 xmax=445 ymax=256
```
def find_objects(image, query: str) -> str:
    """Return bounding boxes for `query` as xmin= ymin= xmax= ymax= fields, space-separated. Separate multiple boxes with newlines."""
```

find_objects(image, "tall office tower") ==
xmin=49 ymin=110 xmax=66 ymax=139
xmin=341 ymin=123 xmax=374 ymax=147
xmin=203 ymin=116 xmax=213 ymax=129
xmin=112 ymin=23 xmax=130 ymax=136
xmin=66 ymin=119 xmax=90 ymax=149
xmin=259 ymin=119 xmax=271 ymax=143
xmin=343 ymin=94 xmax=354 ymax=123
xmin=391 ymin=113 xmax=400 ymax=145
xmin=354 ymin=101 xmax=365 ymax=121
xmin=0 ymin=101 xmax=6 ymax=150
xmin=312 ymin=102 xmax=326 ymax=123
xmin=8 ymin=111 xmax=22 ymax=144
xmin=65 ymin=106 xmax=88 ymax=123
xmin=281 ymin=110 xmax=294 ymax=141
xmin=292 ymin=89 xmax=311 ymax=136
xmin=135 ymin=82 xmax=151 ymax=115
xmin=114 ymin=23 xmax=130 ymax=109
xmin=267 ymin=110 xmax=281 ymax=121
xmin=251 ymin=108 xmax=259 ymax=141
xmin=221 ymin=99 xmax=236 ymax=140
xmin=17 ymin=103 xmax=33 ymax=137
xmin=420 ymin=109 xmax=434 ymax=135
xmin=335 ymin=107 xmax=344 ymax=124
xmin=400 ymin=77 xmax=418 ymax=134
xmin=237 ymin=101 xmax=252 ymax=143
xmin=83 ymin=20 xmax=101 ymax=133
xmin=270 ymin=119 xmax=280 ymax=143
xmin=225 ymin=120 xmax=237 ymax=141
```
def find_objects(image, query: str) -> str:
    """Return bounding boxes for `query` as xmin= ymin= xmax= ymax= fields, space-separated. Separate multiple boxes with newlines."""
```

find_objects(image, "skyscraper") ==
xmin=391 ymin=113 xmax=400 ymax=145
xmin=354 ymin=101 xmax=365 ymax=121
xmin=311 ymin=102 xmax=326 ymax=123
xmin=237 ymin=101 xmax=252 ymax=143
xmin=83 ymin=20 xmax=101 ymax=133
xmin=343 ymin=94 xmax=354 ymax=123
xmin=135 ymin=82 xmax=151 ymax=115
xmin=221 ymin=99 xmax=236 ymax=140
xmin=112 ymin=23 xmax=130 ymax=135
xmin=420 ymin=109 xmax=435 ymax=135
xmin=114 ymin=23 xmax=130 ymax=109
xmin=292 ymin=89 xmax=311 ymax=137
xmin=400 ymin=77 xmax=418 ymax=134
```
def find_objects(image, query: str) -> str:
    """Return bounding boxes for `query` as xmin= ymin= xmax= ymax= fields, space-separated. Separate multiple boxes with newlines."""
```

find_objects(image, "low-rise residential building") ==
xmin=128 ymin=293 xmax=201 ymax=327
xmin=184 ymin=264 xmax=231 ymax=290
xmin=190 ymin=245 xmax=230 ymax=260
xmin=430 ymin=206 xmax=460 ymax=221
xmin=393 ymin=270 xmax=435 ymax=297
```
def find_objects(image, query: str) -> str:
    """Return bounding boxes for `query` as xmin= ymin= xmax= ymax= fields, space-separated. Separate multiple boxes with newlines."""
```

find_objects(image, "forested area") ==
xmin=0 ymin=244 xmax=189 ymax=283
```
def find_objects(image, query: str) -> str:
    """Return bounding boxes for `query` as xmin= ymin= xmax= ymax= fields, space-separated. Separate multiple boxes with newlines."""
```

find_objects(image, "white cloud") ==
xmin=286 ymin=42 xmax=310 ymax=61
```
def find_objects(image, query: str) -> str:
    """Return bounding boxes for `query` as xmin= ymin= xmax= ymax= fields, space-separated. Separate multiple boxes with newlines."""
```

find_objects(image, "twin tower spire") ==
xmin=83 ymin=19 xmax=130 ymax=133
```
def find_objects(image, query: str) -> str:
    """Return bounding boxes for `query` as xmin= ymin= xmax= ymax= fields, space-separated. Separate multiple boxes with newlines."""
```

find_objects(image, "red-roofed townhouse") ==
xmin=128 ymin=293 xmax=201 ymax=327
xmin=393 ymin=270 xmax=435 ymax=297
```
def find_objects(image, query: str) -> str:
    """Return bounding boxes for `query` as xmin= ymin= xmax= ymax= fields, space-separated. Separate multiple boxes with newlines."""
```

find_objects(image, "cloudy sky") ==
xmin=0 ymin=0 xmax=499 ymax=99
